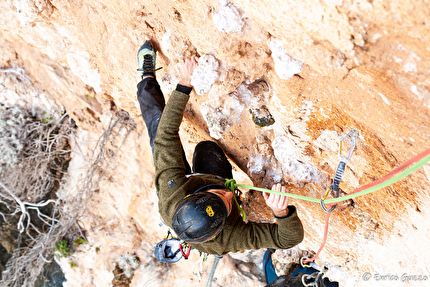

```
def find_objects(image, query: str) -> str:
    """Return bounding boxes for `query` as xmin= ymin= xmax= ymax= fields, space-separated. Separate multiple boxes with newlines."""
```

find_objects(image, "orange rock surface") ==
xmin=1 ymin=0 xmax=429 ymax=286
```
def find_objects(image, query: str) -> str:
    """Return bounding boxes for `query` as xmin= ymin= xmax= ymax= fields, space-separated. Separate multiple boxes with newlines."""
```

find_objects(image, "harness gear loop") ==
xmin=321 ymin=128 xmax=359 ymax=213
xmin=300 ymin=258 xmax=327 ymax=287
xmin=301 ymin=274 xmax=311 ymax=287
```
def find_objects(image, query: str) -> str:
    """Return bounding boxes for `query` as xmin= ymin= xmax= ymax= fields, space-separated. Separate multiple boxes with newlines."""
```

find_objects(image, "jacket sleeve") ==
xmin=194 ymin=205 xmax=304 ymax=254
xmin=153 ymin=89 xmax=190 ymax=196
xmin=230 ymin=206 xmax=304 ymax=251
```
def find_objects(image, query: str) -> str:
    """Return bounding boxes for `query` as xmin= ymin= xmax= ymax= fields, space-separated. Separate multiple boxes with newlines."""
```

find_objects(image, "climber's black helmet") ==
xmin=172 ymin=191 xmax=228 ymax=243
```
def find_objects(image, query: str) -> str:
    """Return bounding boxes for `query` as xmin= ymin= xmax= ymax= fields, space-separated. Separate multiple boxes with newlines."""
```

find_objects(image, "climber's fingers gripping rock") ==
xmin=179 ymin=56 xmax=199 ymax=88
xmin=263 ymin=183 xmax=290 ymax=218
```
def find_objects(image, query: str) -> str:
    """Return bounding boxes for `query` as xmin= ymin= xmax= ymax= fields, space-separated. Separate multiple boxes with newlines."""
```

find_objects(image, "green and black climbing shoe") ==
xmin=137 ymin=40 xmax=158 ymax=77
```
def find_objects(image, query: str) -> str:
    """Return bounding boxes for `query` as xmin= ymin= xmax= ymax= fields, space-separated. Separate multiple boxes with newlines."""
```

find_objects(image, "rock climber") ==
xmin=136 ymin=40 xmax=304 ymax=257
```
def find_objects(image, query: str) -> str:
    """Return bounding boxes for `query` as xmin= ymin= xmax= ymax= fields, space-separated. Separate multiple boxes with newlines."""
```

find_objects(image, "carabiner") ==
xmin=338 ymin=128 xmax=359 ymax=163
xmin=301 ymin=257 xmax=324 ymax=272
xmin=300 ymin=257 xmax=311 ymax=268
xmin=320 ymin=186 xmax=340 ymax=213
xmin=301 ymin=273 xmax=319 ymax=287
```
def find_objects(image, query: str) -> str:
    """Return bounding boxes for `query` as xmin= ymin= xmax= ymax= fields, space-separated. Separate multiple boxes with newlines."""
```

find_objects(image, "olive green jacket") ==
xmin=154 ymin=89 xmax=304 ymax=255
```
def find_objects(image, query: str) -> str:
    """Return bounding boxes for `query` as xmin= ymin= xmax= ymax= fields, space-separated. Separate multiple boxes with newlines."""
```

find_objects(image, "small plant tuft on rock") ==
xmin=54 ymin=239 xmax=71 ymax=258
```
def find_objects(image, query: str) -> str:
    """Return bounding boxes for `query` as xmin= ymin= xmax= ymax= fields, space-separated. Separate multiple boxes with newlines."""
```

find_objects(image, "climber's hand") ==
xmin=263 ymin=183 xmax=289 ymax=217
xmin=178 ymin=56 xmax=198 ymax=88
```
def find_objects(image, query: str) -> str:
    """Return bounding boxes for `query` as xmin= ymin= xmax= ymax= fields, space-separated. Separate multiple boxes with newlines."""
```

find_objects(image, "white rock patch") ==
xmin=272 ymin=135 xmax=322 ymax=185
xmin=213 ymin=0 xmax=246 ymax=33
xmin=190 ymin=54 xmax=220 ymax=95
xmin=247 ymin=154 xmax=283 ymax=183
xmin=201 ymin=83 xmax=251 ymax=139
xmin=67 ymin=50 xmax=102 ymax=94
xmin=410 ymin=85 xmax=430 ymax=108
xmin=269 ymin=39 xmax=303 ymax=80
xmin=13 ymin=0 xmax=39 ymax=25
xmin=161 ymin=29 xmax=171 ymax=53
xmin=325 ymin=266 xmax=358 ymax=287
xmin=314 ymin=130 xmax=339 ymax=152
xmin=378 ymin=92 xmax=390 ymax=105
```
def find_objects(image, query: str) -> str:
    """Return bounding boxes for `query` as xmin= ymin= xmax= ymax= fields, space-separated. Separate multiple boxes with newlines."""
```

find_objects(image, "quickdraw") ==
xmin=192 ymin=253 xmax=209 ymax=281
xmin=320 ymin=128 xmax=359 ymax=213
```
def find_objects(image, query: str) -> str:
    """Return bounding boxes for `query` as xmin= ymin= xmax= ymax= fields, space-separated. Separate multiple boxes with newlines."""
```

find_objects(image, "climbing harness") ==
xmin=204 ymin=255 xmax=223 ymax=287
xmin=321 ymin=128 xmax=359 ymax=213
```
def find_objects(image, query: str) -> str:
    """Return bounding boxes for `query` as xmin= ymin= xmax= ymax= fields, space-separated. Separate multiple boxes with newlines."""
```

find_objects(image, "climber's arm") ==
xmin=191 ymin=203 xmax=304 ymax=254
xmin=154 ymin=57 xmax=198 ymax=193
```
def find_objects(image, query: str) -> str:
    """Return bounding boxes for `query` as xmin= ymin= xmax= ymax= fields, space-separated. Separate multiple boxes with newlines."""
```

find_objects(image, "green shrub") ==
xmin=54 ymin=239 xmax=71 ymax=257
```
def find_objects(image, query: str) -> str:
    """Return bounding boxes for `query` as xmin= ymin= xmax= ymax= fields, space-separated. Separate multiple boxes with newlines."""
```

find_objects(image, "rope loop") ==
xmin=224 ymin=178 xmax=246 ymax=221
xmin=224 ymin=178 xmax=237 ymax=192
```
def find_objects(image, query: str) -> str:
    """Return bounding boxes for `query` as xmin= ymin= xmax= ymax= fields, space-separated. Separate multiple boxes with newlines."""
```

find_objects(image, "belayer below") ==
xmin=263 ymin=249 xmax=339 ymax=287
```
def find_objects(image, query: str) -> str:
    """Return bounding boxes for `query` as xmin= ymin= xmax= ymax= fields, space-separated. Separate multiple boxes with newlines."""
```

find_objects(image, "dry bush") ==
xmin=0 ymin=51 xmax=136 ymax=287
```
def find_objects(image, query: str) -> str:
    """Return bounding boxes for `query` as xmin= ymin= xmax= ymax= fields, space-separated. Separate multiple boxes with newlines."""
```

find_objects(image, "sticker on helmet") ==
xmin=206 ymin=205 xmax=214 ymax=217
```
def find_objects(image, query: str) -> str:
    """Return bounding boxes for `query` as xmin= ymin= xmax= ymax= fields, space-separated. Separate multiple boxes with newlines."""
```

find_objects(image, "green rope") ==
xmin=241 ymin=183 xmax=320 ymax=202
xmin=225 ymin=179 xmax=247 ymax=220
xmin=225 ymin=153 xmax=430 ymax=205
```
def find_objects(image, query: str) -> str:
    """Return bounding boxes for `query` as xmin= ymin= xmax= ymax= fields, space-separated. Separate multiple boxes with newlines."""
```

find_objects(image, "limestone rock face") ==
xmin=1 ymin=0 xmax=430 ymax=286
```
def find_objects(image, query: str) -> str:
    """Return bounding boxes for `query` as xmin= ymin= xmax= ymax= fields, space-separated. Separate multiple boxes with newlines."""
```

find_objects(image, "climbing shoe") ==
xmin=137 ymin=40 xmax=158 ymax=77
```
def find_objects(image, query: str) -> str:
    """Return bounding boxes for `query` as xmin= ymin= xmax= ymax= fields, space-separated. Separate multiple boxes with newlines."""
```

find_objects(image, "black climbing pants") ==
xmin=137 ymin=77 xmax=233 ymax=179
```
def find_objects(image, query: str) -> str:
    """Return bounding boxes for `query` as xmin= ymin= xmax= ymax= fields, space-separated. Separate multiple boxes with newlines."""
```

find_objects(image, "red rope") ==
xmin=346 ymin=147 xmax=430 ymax=197
xmin=303 ymin=147 xmax=430 ymax=264
xmin=303 ymin=212 xmax=332 ymax=264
